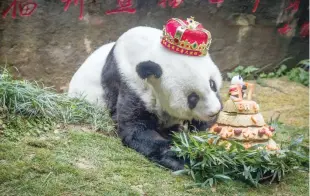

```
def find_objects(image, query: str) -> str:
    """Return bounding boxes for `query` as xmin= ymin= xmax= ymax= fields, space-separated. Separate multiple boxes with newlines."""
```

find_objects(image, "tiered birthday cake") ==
xmin=209 ymin=76 xmax=279 ymax=151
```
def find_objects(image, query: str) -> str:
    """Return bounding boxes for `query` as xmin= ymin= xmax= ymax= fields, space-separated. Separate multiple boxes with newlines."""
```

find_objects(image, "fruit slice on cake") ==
xmin=210 ymin=124 xmax=275 ymax=141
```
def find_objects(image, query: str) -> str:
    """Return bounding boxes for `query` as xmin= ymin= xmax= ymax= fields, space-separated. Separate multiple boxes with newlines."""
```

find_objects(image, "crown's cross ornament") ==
xmin=186 ymin=16 xmax=200 ymax=29
xmin=160 ymin=17 xmax=212 ymax=57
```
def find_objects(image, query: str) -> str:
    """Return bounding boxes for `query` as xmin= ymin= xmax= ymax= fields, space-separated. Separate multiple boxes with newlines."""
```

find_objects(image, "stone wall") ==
xmin=0 ymin=0 xmax=309 ymax=91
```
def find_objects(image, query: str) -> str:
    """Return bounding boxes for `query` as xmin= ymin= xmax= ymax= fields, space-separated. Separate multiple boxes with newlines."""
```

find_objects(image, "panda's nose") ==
xmin=208 ymin=103 xmax=223 ymax=117
xmin=208 ymin=110 xmax=221 ymax=117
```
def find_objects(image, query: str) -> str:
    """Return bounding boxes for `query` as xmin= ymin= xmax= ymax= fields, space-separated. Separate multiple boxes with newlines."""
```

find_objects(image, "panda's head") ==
xmin=135 ymin=50 xmax=222 ymax=123
xmin=116 ymin=26 xmax=223 ymax=123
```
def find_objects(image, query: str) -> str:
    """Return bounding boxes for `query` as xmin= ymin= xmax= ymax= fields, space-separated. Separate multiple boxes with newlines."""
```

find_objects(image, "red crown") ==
xmin=160 ymin=17 xmax=212 ymax=57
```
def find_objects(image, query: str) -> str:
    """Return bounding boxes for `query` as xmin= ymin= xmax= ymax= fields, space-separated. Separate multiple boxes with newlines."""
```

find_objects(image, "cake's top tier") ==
xmin=223 ymin=99 xmax=260 ymax=114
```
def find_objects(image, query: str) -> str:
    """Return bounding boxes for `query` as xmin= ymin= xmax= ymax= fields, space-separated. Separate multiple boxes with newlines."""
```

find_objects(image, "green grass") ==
xmin=0 ymin=67 xmax=115 ymax=141
xmin=0 ymin=129 xmax=309 ymax=196
xmin=0 ymin=68 xmax=309 ymax=195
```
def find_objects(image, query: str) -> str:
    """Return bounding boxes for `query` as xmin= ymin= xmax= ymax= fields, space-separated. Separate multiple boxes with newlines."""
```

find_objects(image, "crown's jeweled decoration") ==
xmin=160 ymin=16 xmax=212 ymax=57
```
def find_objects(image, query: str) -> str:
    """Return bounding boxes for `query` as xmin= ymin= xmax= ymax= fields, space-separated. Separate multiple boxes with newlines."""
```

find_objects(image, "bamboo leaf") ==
xmin=214 ymin=174 xmax=232 ymax=181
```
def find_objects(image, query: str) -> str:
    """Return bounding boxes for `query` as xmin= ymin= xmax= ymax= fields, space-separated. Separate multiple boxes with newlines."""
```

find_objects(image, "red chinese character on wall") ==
xmin=252 ymin=0 xmax=260 ymax=13
xmin=277 ymin=23 xmax=292 ymax=35
xmin=105 ymin=0 xmax=136 ymax=15
xmin=158 ymin=0 xmax=184 ymax=8
xmin=300 ymin=22 xmax=309 ymax=38
xmin=208 ymin=0 xmax=224 ymax=8
xmin=208 ymin=0 xmax=224 ymax=4
xmin=285 ymin=0 xmax=300 ymax=13
xmin=61 ymin=0 xmax=84 ymax=20
xmin=2 ymin=0 xmax=37 ymax=19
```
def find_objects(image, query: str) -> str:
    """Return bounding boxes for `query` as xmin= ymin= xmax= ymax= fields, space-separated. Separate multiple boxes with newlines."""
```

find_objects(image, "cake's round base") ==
xmin=210 ymin=138 xmax=280 ymax=151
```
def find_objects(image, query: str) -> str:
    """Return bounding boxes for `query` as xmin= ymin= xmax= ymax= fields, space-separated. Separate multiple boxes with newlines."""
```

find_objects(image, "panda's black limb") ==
xmin=116 ymin=86 xmax=187 ymax=171
xmin=101 ymin=44 xmax=121 ymax=122
xmin=101 ymin=44 xmax=188 ymax=171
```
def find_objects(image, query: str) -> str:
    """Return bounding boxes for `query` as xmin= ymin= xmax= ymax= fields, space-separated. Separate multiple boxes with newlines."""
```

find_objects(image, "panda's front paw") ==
xmin=189 ymin=119 xmax=210 ymax=131
xmin=159 ymin=150 xmax=188 ymax=171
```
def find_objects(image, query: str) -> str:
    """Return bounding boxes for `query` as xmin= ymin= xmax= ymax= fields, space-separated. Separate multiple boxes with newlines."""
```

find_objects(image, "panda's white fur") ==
xmin=69 ymin=26 xmax=222 ymax=122
xmin=68 ymin=42 xmax=115 ymax=107
xmin=68 ymin=26 xmax=223 ymax=171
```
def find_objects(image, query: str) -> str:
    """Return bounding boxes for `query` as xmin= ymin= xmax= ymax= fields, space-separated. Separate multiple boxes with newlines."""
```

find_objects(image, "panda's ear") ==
xmin=136 ymin=61 xmax=162 ymax=79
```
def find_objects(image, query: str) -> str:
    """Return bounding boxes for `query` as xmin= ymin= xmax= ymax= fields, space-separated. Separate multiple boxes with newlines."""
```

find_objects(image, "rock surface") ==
xmin=0 ymin=0 xmax=309 ymax=90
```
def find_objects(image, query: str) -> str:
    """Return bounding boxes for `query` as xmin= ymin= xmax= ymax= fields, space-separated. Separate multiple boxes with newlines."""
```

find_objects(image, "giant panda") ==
xmin=68 ymin=18 xmax=223 ymax=171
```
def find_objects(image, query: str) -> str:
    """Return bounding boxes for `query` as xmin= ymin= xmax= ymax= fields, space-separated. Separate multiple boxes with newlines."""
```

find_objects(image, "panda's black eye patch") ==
xmin=136 ymin=61 xmax=162 ymax=79
xmin=210 ymin=79 xmax=217 ymax=92
xmin=188 ymin=92 xmax=200 ymax=109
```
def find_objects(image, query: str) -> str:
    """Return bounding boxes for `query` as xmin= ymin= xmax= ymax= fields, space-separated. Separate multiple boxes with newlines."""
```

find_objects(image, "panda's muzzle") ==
xmin=208 ymin=110 xmax=221 ymax=117
xmin=207 ymin=99 xmax=223 ymax=118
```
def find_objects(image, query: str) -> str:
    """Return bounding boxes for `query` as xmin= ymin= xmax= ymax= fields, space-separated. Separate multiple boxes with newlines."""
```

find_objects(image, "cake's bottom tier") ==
xmin=214 ymin=138 xmax=279 ymax=151
xmin=209 ymin=124 xmax=275 ymax=141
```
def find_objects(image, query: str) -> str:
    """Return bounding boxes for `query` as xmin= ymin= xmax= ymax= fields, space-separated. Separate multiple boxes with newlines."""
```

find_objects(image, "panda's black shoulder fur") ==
xmin=100 ymin=43 xmax=210 ymax=171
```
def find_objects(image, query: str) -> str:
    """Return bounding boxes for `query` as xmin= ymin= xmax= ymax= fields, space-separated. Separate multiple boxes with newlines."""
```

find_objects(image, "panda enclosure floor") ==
xmin=0 ymin=77 xmax=309 ymax=196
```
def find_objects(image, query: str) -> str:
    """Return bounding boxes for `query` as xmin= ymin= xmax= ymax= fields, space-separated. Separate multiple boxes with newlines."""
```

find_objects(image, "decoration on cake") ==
xmin=160 ymin=16 xmax=212 ymax=56
xmin=209 ymin=75 xmax=279 ymax=151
